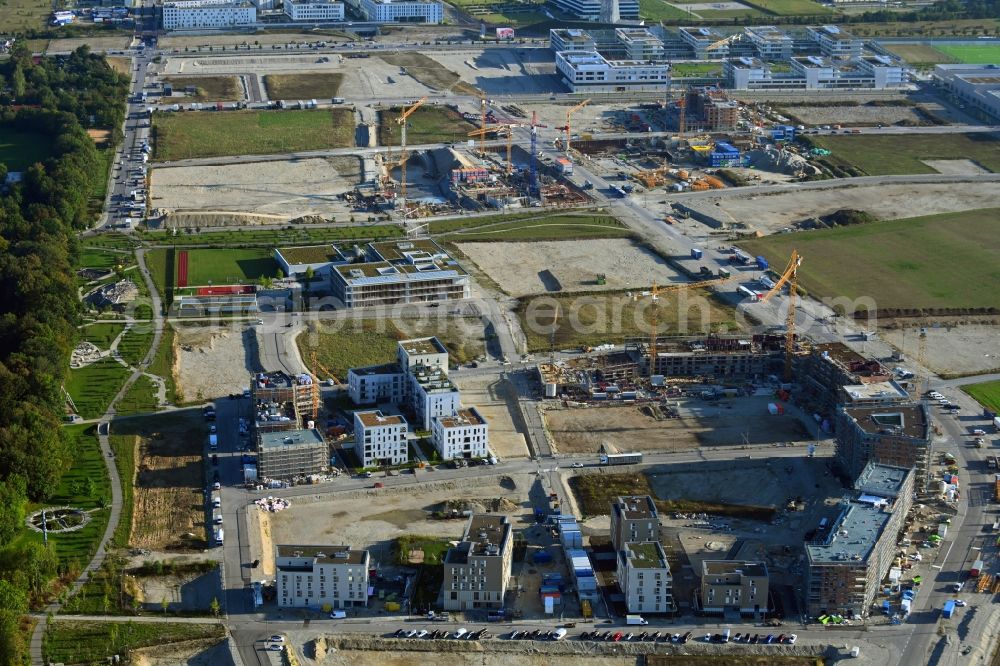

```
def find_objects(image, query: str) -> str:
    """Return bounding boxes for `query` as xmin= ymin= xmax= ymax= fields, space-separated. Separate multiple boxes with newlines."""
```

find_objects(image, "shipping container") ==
xmin=691 ymin=248 xmax=703 ymax=260
xmin=756 ymin=256 xmax=769 ymax=270
xmin=942 ymin=600 xmax=956 ymax=619
xmin=970 ymin=559 xmax=983 ymax=576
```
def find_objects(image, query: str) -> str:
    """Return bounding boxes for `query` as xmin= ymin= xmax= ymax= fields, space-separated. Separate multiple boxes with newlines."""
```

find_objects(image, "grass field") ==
xmin=440 ymin=214 xmax=634 ymax=242
xmin=516 ymin=288 xmax=739 ymax=353
xmin=0 ymin=0 xmax=51 ymax=32
xmin=148 ymin=325 xmax=179 ymax=404
xmin=0 ymin=127 xmax=53 ymax=171
xmin=638 ymin=0 xmax=694 ymax=21
xmin=378 ymin=106 xmax=478 ymax=146
xmin=117 ymin=326 xmax=154 ymax=367
xmin=162 ymin=76 xmax=243 ymax=102
xmin=109 ymin=432 xmax=136 ymax=548
xmin=741 ymin=0 xmax=832 ymax=14
xmin=694 ymin=7 xmax=766 ymax=17
xmin=883 ymin=43 xmax=957 ymax=67
xmin=808 ymin=133 xmax=1000 ymax=175
xmin=116 ymin=374 xmax=160 ymax=416
xmin=44 ymin=620 xmax=225 ymax=665
xmin=963 ymin=380 xmax=1000 ymax=414
xmin=670 ymin=62 xmax=725 ymax=77
xmin=152 ymin=108 xmax=354 ymax=161
xmin=263 ymin=73 xmax=344 ymax=100
xmin=138 ymin=223 xmax=403 ymax=247
xmin=66 ymin=358 xmax=131 ymax=420
xmin=79 ymin=322 xmax=126 ymax=351
xmin=936 ymin=44 xmax=1000 ymax=64
xmin=78 ymin=247 xmax=131 ymax=272
xmin=740 ymin=208 xmax=1000 ymax=313
xmin=146 ymin=247 xmax=277 ymax=295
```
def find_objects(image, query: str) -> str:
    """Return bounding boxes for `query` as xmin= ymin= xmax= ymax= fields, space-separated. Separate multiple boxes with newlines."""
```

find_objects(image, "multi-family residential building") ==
xmin=801 ymin=342 xmax=893 ymax=411
xmin=652 ymin=334 xmax=785 ymax=378
xmin=442 ymin=515 xmax=512 ymax=611
xmin=548 ymin=0 xmax=639 ymax=22
xmin=934 ymin=64 xmax=1000 ymax=123
xmin=700 ymin=560 xmax=769 ymax=616
xmin=431 ymin=407 xmax=489 ymax=461
xmin=744 ymin=25 xmax=793 ymax=61
xmin=347 ymin=363 xmax=407 ymax=405
xmin=610 ymin=495 xmax=659 ymax=551
xmin=398 ymin=336 xmax=449 ymax=371
xmin=283 ymin=0 xmax=345 ymax=21
xmin=807 ymin=25 xmax=863 ymax=59
xmin=617 ymin=541 xmax=673 ymax=614
xmin=345 ymin=0 xmax=442 ymax=22
xmin=555 ymin=51 xmax=670 ymax=93
xmin=251 ymin=372 xmax=327 ymax=480
xmin=258 ymin=429 xmax=328 ymax=480
xmin=162 ymin=0 xmax=256 ymax=29
xmin=276 ymin=545 xmax=369 ymax=609
xmin=409 ymin=363 xmax=461 ymax=431
xmin=805 ymin=464 xmax=914 ymax=617
xmin=353 ymin=410 xmax=408 ymax=467
xmin=835 ymin=402 xmax=931 ymax=489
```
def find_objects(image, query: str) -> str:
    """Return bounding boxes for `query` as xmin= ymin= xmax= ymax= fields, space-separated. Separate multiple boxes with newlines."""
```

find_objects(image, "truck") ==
xmin=600 ymin=453 xmax=643 ymax=466
xmin=626 ymin=615 xmax=648 ymax=626
xmin=755 ymin=255 xmax=769 ymax=271
xmin=970 ymin=559 xmax=984 ymax=577
xmin=331 ymin=97 xmax=345 ymax=104
xmin=691 ymin=248 xmax=703 ymax=260
xmin=942 ymin=600 xmax=956 ymax=619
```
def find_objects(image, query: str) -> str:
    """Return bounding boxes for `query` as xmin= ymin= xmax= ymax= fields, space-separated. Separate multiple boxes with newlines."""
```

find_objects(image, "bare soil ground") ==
xmin=880 ymin=320 xmax=1000 ymax=376
xmin=151 ymin=157 xmax=361 ymax=219
xmin=426 ymin=49 xmax=561 ymax=95
xmin=48 ymin=36 xmax=132 ymax=52
xmin=544 ymin=396 xmax=811 ymax=454
xmin=922 ymin=159 xmax=989 ymax=175
xmin=456 ymin=239 xmax=680 ymax=297
xmin=159 ymin=33 xmax=354 ymax=48
xmin=716 ymin=181 xmax=1000 ymax=234
xmin=450 ymin=375 xmax=531 ymax=459
xmin=126 ymin=413 xmax=209 ymax=550
xmin=132 ymin=638 xmax=229 ymax=666
xmin=780 ymin=105 xmax=927 ymax=126
xmin=175 ymin=324 xmax=258 ymax=402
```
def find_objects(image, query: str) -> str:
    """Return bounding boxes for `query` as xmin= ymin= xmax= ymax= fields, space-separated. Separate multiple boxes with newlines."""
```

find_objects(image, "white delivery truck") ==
xmin=626 ymin=615 xmax=648 ymax=626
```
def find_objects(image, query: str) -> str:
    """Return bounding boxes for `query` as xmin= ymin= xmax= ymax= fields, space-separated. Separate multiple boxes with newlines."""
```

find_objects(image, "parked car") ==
xmin=786 ymin=634 xmax=797 ymax=644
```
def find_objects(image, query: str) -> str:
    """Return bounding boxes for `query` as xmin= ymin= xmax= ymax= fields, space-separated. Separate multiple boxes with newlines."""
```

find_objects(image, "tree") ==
xmin=209 ymin=596 xmax=220 ymax=617
xmin=161 ymin=595 xmax=169 ymax=615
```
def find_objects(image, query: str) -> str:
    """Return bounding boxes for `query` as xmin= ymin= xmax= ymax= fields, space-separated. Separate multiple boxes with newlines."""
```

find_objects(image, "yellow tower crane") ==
xmin=468 ymin=125 xmax=519 ymax=175
xmin=562 ymin=98 xmax=590 ymax=157
xmin=642 ymin=276 xmax=735 ymax=375
xmin=759 ymin=249 xmax=803 ymax=381
xmin=396 ymin=96 xmax=427 ymax=212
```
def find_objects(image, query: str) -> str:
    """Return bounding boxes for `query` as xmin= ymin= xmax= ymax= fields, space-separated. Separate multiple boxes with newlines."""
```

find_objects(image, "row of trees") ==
xmin=0 ymin=44 xmax=128 ymax=665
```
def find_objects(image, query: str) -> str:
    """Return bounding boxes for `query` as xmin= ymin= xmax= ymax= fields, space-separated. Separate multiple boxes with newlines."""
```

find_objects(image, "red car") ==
xmin=613 ymin=632 xmax=623 ymax=642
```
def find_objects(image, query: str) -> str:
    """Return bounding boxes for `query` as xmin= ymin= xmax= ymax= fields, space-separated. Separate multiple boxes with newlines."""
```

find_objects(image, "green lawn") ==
xmin=162 ymin=75 xmax=243 ymax=102
xmin=78 ymin=247 xmax=132 ymax=272
xmin=936 ymin=44 xmax=1000 ymax=64
xmin=185 ymin=248 xmax=278 ymax=286
xmin=263 ymin=73 xmax=345 ymax=100
xmin=0 ymin=127 xmax=53 ymax=171
xmin=670 ymin=62 xmax=725 ymax=78
xmin=694 ymin=7 xmax=765 ymax=17
xmin=741 ymin=0 xmax=832 ymax=13
xmin=884 ymin=43 xmax=957 ymax=68
xmin=740 ymin=208 xmax=1000 ymax=313
xmin=379 ymin=106 xmax=478 ymax=146
xmin=116 ymin=374 xmax=160 ymax=416
xmin=152 ymin=108 xmax=355 ymax=161
xmin=808 ymin=133 xmax=1000 ymax=175
xmin=109 ymin=433 xmax=136 ymax=548
xmin=44 ymin=620 xmax=225 ymax=665
xmin=0 ymin=0 xmax=52 ymax=31
xmin=440 ymin=214 xmax=634 ymax=242
xmin=963 ymin=380 xmax=1000 ymax=414
xmin=138 ymin=224 xmax=403 ymax=247
xmin=638 ymin=0 xmax=696 ymax=19
xmin=117 ymin=326 xmax=154 ymax=367
xmin=79 ymin=323 xmax=126 ymax=351
xmin=66 ymin=358 xmax=131 ymax=420
xmin=148 ymin=324 xmax=180 ymax=404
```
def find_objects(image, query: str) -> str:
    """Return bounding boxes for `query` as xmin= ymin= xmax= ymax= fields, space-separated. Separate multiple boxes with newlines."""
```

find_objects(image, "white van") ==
xmin=215 ymin=528 xmax=224 ymax=545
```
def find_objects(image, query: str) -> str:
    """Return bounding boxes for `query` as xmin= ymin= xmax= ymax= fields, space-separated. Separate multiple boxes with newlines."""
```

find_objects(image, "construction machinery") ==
xmin=395 ymin=96 xmax=427 ymax=212
xmin=560 ymin=98 xmax=590 ymax=157
xmin=467 ymin=124 xmax=518 ymax=175
xmin=528 ymin=111 xmax=549 ymax=194
xmin=642 ymin=276 xmax=734 ymax=374
xmin=759 ymin=249 xmax=802 ymax=381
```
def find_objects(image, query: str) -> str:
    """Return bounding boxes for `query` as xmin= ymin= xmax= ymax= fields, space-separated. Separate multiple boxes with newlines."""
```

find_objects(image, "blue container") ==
xmin=691 ymin=248 xmax=703 ymax=260
xmin=756 ymin=255 xmax=769 ymax=270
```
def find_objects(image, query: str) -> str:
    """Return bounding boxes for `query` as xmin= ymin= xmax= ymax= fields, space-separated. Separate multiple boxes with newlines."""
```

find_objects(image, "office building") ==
xmin=678 ymin=27 xmax=730 ymax=59
xmin=162 ymin=0 xmax=255 ymax=29
xmin=353 ymin=410 xmax=408 ymax=467
xmin=442 ymin=515 xmax=513 ymax=611
xmin=744 ymin=25 xmax=793 ymax=61
xmin=555 ymin=51 xmax=670 ymax=93
xmin=616 ymin=27 xmax=665 ymax=61
xmin=805 ymin=464 xmax=914 ymax=618
xmin=856 ymin=55 xmax=906 ymax=88
xmin=700 ymin=560 xmax=769 ymax=616
xmin=346 ymin=0 xmax=442 ymax=22
xmin=284 ymin=0 xmax=345 ymax=21
xmin=610 ymin=495 xmax=659 ymax=551
xmin=835 ymin=402 xmax=931 ymax=489
xmin=276 ymin=545 xmax=369 ymax=609
xmin=617 ymin=541 xmax=673 ymax=614
xmin=550 ymin=28 xmax=596 ymax=53
xmin=548 ymin=0 xmax=638 ymax=21
xmin=807 ymin=25 xmax=863 ymax=59
xmin=934 ymin=64 xmax=1000 ymax=123
xmin=432 ymin=407 xmax=489 ymax=461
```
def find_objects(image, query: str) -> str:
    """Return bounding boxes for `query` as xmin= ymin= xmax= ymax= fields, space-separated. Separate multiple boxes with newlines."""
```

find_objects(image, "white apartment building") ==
xmin=617 ymin=541 xmax=673 ymax=614
xmin=346 ymin=0 xmax=442 ymax=23
xmin=555 ymin=51 xmax=670 ymax=93
xmin=397 ymin=337 xmax=449 ymax=372
xmin=276 ymin=545 xmax=369 ymax=609
xmin=162 ymin=0 xmax=256 ymax=29
xmin=410 ymin=364 xmax=460 ymax=431
xmin=432 ymin=407 xmax=488 ymax=461
xmin=348 ymin=363 xmax=406 ymax=405
xmin=284 ymin=0 xmax=344 ymax=20
xmin=549 ymin=0 xmax=639 ymax=21
xmin=353 ymin=410 xmax=408 ymax=467
xmin=807 ymin=25 xmax=863 ymax=59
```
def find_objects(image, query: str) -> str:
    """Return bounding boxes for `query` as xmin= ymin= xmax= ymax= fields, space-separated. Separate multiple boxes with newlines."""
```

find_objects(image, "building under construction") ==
xmin=646 ymin=334 xmax=786 ymax=379
xmin=252 ymin=371 xmax=327 ymax=481
xmin=684 ymin=88 xmax=740 ymax=132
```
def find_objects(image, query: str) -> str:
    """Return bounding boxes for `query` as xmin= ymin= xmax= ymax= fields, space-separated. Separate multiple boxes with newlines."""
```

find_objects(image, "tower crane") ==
xmin=559 ymin=98 xmax=590 ymax=157
xmin=468 ymin=124 xmax=522 ymax=175
xmin=396 ymin=96 xmax=427 ymax=213
xmin=641 ymin=276 xmax=735 ymax=374
xmin=759 ymin=249 xmax=802 ymax=382
xmin=529 ymin=111 xmax=548 ymax=194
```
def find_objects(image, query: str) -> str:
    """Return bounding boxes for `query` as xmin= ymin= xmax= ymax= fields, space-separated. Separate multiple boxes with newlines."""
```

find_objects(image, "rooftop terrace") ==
xmin=624 ymin=541 xmax=668 ymax=569
xmin=275 ymin=544 xmax=367 ymax=565
xmin=400 ymin=337 xmax=447 ymax=357
xmin=843 ymin=403 xmax=928 ymax=440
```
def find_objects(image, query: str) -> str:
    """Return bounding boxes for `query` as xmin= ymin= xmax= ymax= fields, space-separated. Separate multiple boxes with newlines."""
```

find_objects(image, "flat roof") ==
xmin=702 ymin=560 xmax=768 ymax=577
xmin=259 ymin=428 xmax=324 ymax=450
xmin=277 ymin=245 xmax=345 ymax=265
xmin=355 ymin=410 xmax=406 ymax=428
xmin=412 ymin=365 xmax=457 ymax=392
xmin=614 ymin=495 xmax=657 ymax=520
xmin=745 ymin=25 xmax=790 ymax=41
xmin=275 ymin=544 xmax=367 ymax=565
xmin=446 ymin=514 xmax=511 ymax=564
xmin=842 ymin=403 xmax=928 ymax=440
xmin=679 ymin=26 xmax=723 ymax=41
xmin=843 ymin=381 xmax=908 ymax=402
xmin=369 ymin=238 xmax=446 ymax=262
xmin=854 ymin=462 xmax=912 ymax=499
xmin=806 ymin=501 xmax=892 ymax=565
xmin=623 ymin=541 xmax=668 ymax=569
xmin=348 ymin=362 xmax=401 ymax=377
xmin=436 ymin=407 xmax=485 ymax=429
xmin=399 ymin=337 xmax=447 ymax=356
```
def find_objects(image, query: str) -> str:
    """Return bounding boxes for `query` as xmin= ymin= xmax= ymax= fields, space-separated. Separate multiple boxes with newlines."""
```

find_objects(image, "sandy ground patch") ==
xmin=48 ymin=36 xmax=132 ymax=52
xmin=544 ymin=396 xmax=812 ymax=454
xmin=715 ymin=181 xmax=1000 ymax=234
xmin=255 ymin=509 xmax=276 ymax=578
xmin=267 ymin=475 xmax=533 ymax=563
xmin=781 ymin=105 xmax=926 ymax=126
xmin=176 ymin=325 xmax=259 ymax=402
xmin=132 ymin=638 xmax=229 ymax=666
xmin=880 ymin=321 xmax=1000 ymax=376
xmin=456 ymin=239 xmax=680 ymax=297
xmin=922 ymin=159 xmax=990 ymax=175
xmin=451 ymin=375 xmax=531 ymax=459
xmin=151 ymin=158 xmax=361 ymax=219
xmin=428 ymin=49 xmax=563 ymax=95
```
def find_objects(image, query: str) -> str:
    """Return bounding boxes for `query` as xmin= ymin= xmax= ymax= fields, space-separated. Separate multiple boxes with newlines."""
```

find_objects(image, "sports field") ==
xmin=883 ymin=43 xmax=957 ymax=67
xmin=809 ymin=133 xmax=1000 ymax=175
xmin=0 ymin=127 xmax=53 ymax=171
xmin=152 ymin=108 xmax=354 ymax=161
xmin=741 ymin=0 xmax=832 ymax=14
xmin=147 ymin=247 xmax=277 ymax=294
xmin=740 ymin=207 xmax=1000 ymax=313
xmin=935 ymin=44 xmax=1000 ymax=64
